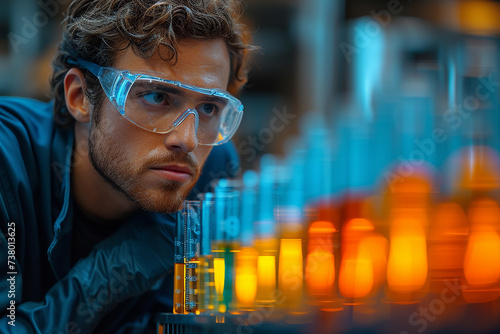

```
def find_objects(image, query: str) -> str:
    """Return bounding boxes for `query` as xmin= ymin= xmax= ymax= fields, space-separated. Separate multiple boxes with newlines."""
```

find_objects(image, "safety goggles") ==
xmin=67 ymin=57 xmax=244 ymax=146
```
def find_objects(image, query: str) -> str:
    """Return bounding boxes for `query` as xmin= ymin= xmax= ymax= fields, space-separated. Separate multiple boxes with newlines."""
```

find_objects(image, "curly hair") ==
xmin=50 ymin=0 xmax=254 ymax=128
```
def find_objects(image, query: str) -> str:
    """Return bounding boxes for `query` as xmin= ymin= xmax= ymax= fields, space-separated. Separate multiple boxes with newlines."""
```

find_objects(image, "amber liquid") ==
xmin=185 ymin=261 xmax=199 ymax=313
xmin=173 ymin=263 xmax=186 ymax=314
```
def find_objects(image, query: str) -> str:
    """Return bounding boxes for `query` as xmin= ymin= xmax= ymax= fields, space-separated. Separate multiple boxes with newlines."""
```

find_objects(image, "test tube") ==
xmin=214 ymin=179 xmax=242 ymax=313
xmin=255 ymin=155 xmax=279 ymax=307
xmin=174 ymin=210 xmax=186 ymax=314
xmin=385 ymin=174 xmax=431 ymax=303
xmin=277 ymin=148 xmax=306 ymax=311
xmin=198 ymin=193 xmax=216 ymax=313
xmin=183 ymin=200 xmax=202 ymax=313
xmin=235 ymin=170 xmax=258 ymax=310
xmin=305 ymin=220 xmax=337 ymax=305
xmin=463 ymin=198 xmax=500 ymax=303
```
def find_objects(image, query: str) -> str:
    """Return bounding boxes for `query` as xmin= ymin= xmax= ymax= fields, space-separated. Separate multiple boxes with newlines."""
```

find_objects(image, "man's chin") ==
xmin=135 ymin=181 xmax=196 ymax=214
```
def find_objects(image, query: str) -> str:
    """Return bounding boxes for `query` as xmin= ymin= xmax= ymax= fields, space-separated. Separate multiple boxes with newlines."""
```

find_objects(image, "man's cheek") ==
xmin=198 ymin=148 xmax=212 ymax=169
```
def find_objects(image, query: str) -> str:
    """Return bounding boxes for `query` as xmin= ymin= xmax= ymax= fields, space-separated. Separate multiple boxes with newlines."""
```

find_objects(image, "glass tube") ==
xmin=255 ymin=155 xmax=279 ymax=307
xmin=235 ymin=170 xmax=258 ymax=311
xmin=214 ymin=179 xmax=242 ymax=313
xmin=276 ymin=148 xmax=306 ymax=312
xmin=183 ymin=200 xmax=202 ymax=313
xmin=174 ymin=209 xmax=186 ymax=314
xmin=198 ymin=193 xmax=216 ymax=313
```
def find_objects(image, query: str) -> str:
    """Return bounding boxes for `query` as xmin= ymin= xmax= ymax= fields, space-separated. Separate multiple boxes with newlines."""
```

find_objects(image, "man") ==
xmin=0 ymin=0 xmax=253 ymax=332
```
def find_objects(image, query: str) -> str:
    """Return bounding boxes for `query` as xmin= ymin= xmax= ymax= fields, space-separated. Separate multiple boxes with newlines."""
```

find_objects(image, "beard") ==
xmin=87 ymin=109 xmax=201 ymax=214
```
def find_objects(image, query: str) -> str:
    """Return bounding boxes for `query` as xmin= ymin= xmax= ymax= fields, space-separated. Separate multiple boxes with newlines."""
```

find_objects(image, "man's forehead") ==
xmin=113 ymin=39 xmax=231 ymax=90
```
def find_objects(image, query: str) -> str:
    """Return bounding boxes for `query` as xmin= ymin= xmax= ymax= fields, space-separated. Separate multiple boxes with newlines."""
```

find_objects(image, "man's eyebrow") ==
xmin=134 ymin=82 xmax=228 ymax=104
xmin=202 ymin=95 xmax=228 ymax=105
xmin=138 ymin=82 xmax=186 ymax=97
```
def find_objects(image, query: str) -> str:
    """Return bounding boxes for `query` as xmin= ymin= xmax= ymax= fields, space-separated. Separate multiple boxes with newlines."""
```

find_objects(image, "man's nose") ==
xmin=163 ymin=110 xmax=199 ymax=153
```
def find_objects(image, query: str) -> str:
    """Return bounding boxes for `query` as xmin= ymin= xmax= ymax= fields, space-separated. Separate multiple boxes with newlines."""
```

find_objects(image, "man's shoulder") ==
xmin=0 ymin=96 xmax=54 ymax=127
xmin=0 ymin=96 xmax=58 ymax=165
xmin=0 ymin=95 xmax=70 ymax=192
xmin=0 ymin=96 xmax=71 ymax=228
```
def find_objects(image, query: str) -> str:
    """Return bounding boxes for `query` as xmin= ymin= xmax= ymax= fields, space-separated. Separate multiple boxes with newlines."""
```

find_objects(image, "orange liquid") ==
xmin=173 ymin=263 xmax=186 ymax=314
xmin=185 ymin=261 xmax=199 ymax=313
xmin=278 ymin=238 xmax=303 ymax=308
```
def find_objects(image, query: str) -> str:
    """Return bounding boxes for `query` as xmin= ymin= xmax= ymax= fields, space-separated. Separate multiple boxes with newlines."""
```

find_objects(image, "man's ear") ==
xmin=64 ymin=68 xmax=90 ymax=123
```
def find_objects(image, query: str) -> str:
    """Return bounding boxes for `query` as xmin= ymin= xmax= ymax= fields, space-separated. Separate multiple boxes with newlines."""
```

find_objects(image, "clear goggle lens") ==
xmin=122 ymin=77 xmax=242 ymax=145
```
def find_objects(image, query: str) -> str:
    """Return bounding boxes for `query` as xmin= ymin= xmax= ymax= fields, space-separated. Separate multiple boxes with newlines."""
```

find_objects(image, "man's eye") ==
xmin=142 ymin=92 xmax=167 ymax=105
xmin=199 ymin=103 xmax=218 ymax=116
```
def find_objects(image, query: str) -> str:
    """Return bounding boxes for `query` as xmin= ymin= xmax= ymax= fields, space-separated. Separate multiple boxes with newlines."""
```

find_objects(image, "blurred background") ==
xmin=0 ymin=0 xmax=402 ymax=161
xmin=2 ymin=0 xmax=500 ymax=173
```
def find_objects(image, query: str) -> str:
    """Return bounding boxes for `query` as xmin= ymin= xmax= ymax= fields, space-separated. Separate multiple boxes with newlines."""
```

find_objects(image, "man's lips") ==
xmin=150 ymin=164 xmax=195 ymax=182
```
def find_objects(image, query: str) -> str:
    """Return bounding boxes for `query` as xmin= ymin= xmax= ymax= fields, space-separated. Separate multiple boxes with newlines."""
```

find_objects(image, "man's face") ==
xmin=88 ymin=39 xmax=231 ymax=213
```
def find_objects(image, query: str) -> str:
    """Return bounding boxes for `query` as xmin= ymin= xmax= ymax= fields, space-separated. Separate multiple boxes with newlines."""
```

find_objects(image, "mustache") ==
xmin=143 ymin=151 xmax=200 ymax=174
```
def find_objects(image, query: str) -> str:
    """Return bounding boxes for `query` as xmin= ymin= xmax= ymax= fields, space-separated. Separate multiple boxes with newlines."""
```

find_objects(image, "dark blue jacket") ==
xmin=0 ymin=97 xmax=239 ymax=333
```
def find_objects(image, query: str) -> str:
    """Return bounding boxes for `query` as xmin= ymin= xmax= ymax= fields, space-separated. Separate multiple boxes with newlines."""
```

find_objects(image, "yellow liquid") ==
xmin=278 ymin=238 xmax=304 ymax=309
xmin=214 ymin=258 xmax=225 ymax=298
xmin=213 ymin=242 xmax=238 ymax=313
xmin=256 ymin=255 xmax=276 ymax=304
xmin=197 ymin=256 xmax=216 ymax=313
xmin=235 ymin=247 xmax=258 ymax=309
xmin=254 ymin=238 xmax=278 ymax=306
